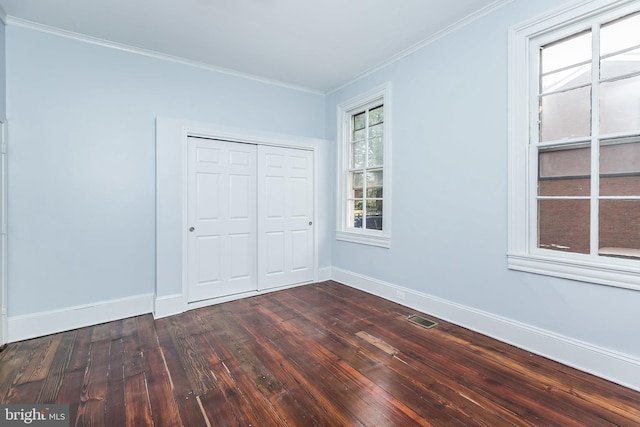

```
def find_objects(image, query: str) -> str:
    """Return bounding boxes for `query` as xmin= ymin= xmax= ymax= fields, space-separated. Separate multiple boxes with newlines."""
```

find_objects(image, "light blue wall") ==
xmin=6 ymin=26 xmax=327 ymax=316
xmin=0 ymin=21 xmax=5 ymax=119
xmin=327 ymin=0 xmax=640 ymax=358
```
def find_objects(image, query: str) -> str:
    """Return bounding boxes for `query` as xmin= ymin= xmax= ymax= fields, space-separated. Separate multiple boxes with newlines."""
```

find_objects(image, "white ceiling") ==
xmin=0 ymin=0 xmax=508 ymax=93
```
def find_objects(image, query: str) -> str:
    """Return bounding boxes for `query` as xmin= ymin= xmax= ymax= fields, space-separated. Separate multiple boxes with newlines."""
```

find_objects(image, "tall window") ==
xmin=508 ymin=1 xmax=640 ymax=290
xmin=349 ymin=105 xmax=384 ymax=231
xmin=337 ymin=84 xmax=391 ymax=248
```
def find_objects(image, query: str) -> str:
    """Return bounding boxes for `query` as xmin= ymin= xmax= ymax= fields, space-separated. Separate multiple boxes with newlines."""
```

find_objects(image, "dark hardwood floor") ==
xmin=1 ymin=281 xmax=638 ymax=426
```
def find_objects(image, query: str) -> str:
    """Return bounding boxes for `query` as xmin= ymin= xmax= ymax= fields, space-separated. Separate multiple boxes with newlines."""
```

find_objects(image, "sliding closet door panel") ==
xmin=258 ymin=146 xmax=314 ymax=289
xmin=187 ymin=138 xmax=257 ymax=302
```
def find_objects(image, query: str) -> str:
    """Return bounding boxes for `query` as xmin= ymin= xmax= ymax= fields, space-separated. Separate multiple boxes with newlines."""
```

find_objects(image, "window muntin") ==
xmin=533 ymin=10 xmax=640 ymax=261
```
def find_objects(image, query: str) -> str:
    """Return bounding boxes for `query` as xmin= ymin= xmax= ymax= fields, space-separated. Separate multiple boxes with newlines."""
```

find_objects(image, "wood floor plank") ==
xmin=128 ymin=315 xmax=183 ymax=427
xmin=1 ymin=281 xmax=639 ymax=426
xmin=136 ymin=315 xmax=160 ymax=351
xmin=66 ymin=326 xmax=93 ymax=372
xmin=75 ymin=323 xmax=111 ymax=426
xmin=3 ymin=335 xmax=61 ymax=404
xmin=105 ymin=333 xmax=126 ymax=427
xmin=163 ymin=313 xmax=216 ymax=395
xmin=193 ymin=315 xmax=288 ymax=426
xmin=54 ymin=326 xmax=93 ymax=424
xmin=36 ymin=330 xmax=77 ymax=403
xmin=153 ymin=317 xmax=209 ymax=426
xmin=143 ymin=347 xmax=182 ymax=427
xmin=0 ymin=342 xmax=36 ymax=403
xmin=124 ymin=373 xmax=153 ymax=426
xmin=122 ymin=318 xmax=144 ymax=379
xmin=121 ymin=317 xmax=154 ymax=427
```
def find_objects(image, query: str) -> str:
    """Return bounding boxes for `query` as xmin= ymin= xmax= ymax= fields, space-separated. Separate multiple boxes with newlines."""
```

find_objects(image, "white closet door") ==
xmin=258 ymin=146 xmax=314 ymax=289
xmin=187 ymin=138 xmax=257 ymax=302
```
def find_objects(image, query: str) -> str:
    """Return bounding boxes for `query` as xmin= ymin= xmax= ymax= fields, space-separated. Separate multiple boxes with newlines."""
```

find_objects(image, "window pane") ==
xmin=599 ymin=200 xmax=640 ymax=258
xmin=600 ymin=12 xmax=640 ymax=56
xmin=541 ymin=31 xmax=592 ymax=74
xmin=351 ymin=172 xmax=363 ymax=198
xmin=350 ymin=199 xmax=364 ymax=229
xmin=368 ymin=123 xmax=383 ymax=138
xmin=366 ymin=170 xmax=383 ymax=188
xmin=542 ymin=64 xmax=591 ymax=93
xmin=353 ymin=129 xmax=366 ymax=142
xmin=353 ymin=112 xmax=366 ymax=131
xmin=538 ymin=144 xmax=590 ymax=196
xmin=369 ymin=105 xmax=384 ymax=125
xmin=366 ymin=200 xmax=383 ymax=231
xmin=538 ymin=199 xmax=590 ymax=254
xmin=366 ymin=186 xmax=383 ymax=198
xmin=368 ymin=136 xmax=383 ymax=167
xmin=600 ymin=74 xmax=640 ymax=135
xmin=538 ymin=177 xmax=590 ymax=197
xmin=601 ymin=47 xmax=640 ymax=80
xmin=600 ymin=138 xmax=640 ymax=196
xmin=351 ymin=141 xmax=365 ymax=168
xmin=540 ymin=86 xmax=591 ymax=141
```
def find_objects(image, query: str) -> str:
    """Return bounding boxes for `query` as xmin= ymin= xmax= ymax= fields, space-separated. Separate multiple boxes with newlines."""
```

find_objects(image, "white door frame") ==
xmin=0 ymin=119 xmax=7 ymax=346
xmin=180 ymin=124 xmax=320 ymax=312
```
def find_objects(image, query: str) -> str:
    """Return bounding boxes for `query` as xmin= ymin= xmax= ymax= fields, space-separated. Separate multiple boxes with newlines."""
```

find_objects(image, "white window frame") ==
xmin=336 ymin=83 xmax=392 ymax=248
xmin=508 ymin=0 xmax=640 ymax=291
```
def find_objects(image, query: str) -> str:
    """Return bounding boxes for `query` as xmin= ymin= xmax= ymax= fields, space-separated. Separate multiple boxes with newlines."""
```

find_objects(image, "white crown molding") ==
xmin=331 ymin=267 xmax=640 ymax=392
xmin=8 ymin=293 xmax=154 ymax=342
xmin=5 ymin=1 xmax=516 ymax=96
xmin=328 ymin=0 xmax=515 ymax=95
xmin=4 ymin=16 xmax=324 ymax=96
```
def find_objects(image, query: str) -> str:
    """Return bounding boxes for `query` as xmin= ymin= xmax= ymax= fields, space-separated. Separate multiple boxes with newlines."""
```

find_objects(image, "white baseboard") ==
xmin=154 ymin=293 xmax=183 ymax=319
xmin=152 ymin=268 xmax=332 ymax=320
xmin=153 ymin=280 xmax=316 ymax=319
xmin=153 ymin=268 xmax=333 ymax=320
xmin=331 ymin=267 xmax=640 ymax=392
xmin=8 ymin=293 xmax=154 ymax=342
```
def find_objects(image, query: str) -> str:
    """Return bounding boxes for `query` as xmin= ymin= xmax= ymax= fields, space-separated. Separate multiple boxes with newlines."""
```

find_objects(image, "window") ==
xmin=508 ymin=0 xmax=640 ymax=290
xmin=336 ymin=83 xmax=392 ymax=248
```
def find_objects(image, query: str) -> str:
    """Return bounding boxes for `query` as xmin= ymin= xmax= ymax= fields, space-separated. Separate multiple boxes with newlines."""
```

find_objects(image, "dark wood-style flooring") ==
xmin=0 ymin=281 xmax=638 ymax=426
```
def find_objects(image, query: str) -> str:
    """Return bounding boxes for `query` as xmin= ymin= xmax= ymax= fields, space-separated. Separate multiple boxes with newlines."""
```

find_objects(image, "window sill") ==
xmin=507 ymin=252 xmax=640 ymax=291
xmin=336 ymin=230 xmax=391 ymax=248
xmin=598 ymin=247 xmax=640 ymax=260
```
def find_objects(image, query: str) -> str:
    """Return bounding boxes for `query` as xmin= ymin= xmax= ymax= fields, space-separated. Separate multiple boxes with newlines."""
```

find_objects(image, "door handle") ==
xmin=189 ymin=227 xmax=195 ymax=232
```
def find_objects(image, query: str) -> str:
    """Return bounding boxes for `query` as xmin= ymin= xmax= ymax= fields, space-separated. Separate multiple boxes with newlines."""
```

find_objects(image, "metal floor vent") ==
xmin=407 ymin=314 xmax=438 ymax=329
